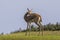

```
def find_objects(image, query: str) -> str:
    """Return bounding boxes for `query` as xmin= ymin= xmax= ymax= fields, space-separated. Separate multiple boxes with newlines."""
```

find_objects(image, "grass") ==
xmin=0 ymin=31 xmax=60 ymax=40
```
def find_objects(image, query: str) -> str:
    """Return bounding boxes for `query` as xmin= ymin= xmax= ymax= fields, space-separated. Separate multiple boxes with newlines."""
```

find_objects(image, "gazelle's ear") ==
xmin=27 ymin=8 xmax=30 ymax=11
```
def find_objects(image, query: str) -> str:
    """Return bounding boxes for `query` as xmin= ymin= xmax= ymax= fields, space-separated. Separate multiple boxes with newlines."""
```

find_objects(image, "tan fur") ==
xmin=24 ymin=12 xmax=42 ymax=23
xmin=24 ymin=8 xmax=43 ymax=36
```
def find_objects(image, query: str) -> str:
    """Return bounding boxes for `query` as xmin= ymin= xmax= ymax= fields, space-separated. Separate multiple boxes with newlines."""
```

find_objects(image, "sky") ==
xmin=0 ymin=0 xmax=60 ymax=34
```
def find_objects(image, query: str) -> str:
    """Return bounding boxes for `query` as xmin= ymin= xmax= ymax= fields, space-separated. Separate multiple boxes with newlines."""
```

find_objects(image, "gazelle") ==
xmin=24 ymin=8 xmax=43 ymax=36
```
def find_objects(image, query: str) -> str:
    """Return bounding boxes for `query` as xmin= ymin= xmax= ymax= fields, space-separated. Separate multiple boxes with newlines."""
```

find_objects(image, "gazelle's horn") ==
xmin=27 ymin=8 xmax=30 ymax=11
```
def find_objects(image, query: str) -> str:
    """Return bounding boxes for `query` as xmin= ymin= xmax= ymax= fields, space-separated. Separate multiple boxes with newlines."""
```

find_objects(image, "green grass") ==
xmin=0 ymin=31 xmax=60 ymax=40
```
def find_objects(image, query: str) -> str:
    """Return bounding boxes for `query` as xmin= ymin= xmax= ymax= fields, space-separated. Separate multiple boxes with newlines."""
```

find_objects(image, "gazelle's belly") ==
xmin=29 ymin=17 xmax=40 ymax=22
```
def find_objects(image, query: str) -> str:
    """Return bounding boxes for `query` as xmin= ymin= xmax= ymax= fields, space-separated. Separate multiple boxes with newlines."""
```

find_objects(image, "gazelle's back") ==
xmin=27 ymin=13 xmax=42 ymax=22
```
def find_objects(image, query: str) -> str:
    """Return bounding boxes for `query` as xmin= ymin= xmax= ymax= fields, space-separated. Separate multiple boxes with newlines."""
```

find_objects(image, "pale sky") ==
xmin=0 ymin=0 xmax=60 ymax=34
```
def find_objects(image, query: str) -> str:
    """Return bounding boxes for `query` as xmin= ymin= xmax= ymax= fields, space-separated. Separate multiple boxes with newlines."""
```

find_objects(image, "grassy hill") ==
xmin=0 ymin=31 xmax=60 ymax=40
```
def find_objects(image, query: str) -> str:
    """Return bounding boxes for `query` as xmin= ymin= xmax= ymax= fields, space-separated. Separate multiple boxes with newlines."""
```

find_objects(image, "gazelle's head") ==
xmin=27 ymin=8 xmax=32 ymax=14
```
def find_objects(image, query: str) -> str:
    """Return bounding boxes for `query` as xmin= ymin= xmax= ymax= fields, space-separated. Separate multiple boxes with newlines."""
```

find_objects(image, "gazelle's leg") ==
xmin=36 ymin=22 xmax=43 ymax=36
xmin=29 ymin=23 xmax=31 ymax=36
xmin=39 ymin=26 xmax=41 ymax=35
xmin=35 ymin=22 xmax=41 ymax=36
xmin=25 ymin=23 xmax=28 ymax=36
xmin=36 ymin=26 xmax=38 ymax=35
xmin=39 ymin=23 xmax=43 ymax=36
